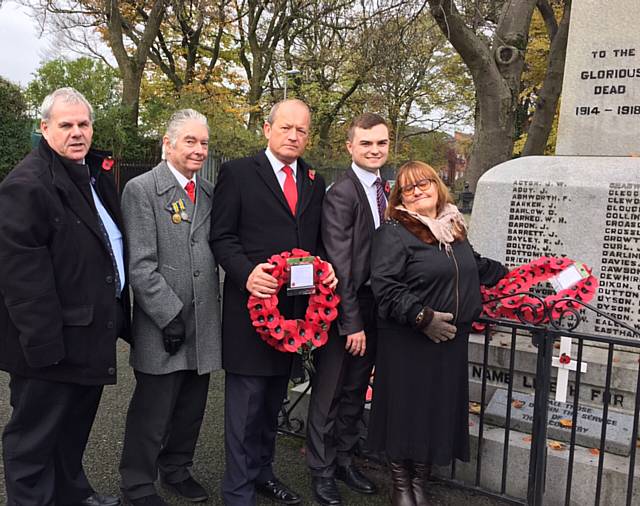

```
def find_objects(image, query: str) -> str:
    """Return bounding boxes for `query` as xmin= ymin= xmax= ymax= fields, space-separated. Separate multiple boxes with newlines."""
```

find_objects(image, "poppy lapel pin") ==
xmin=102 ymin=157 xmax=115 ymax=172
xmin=308 ymin=169 xmax=316 ymax=182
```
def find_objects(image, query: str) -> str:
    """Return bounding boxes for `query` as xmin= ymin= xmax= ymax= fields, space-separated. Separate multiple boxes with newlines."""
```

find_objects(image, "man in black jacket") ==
xmin=211 ymin=99 xmax=335 ymax=506
xmin=0 ymin=88 xmax=128 ymax=506
xmin=306 ymin=113 xmax=390 ymax=505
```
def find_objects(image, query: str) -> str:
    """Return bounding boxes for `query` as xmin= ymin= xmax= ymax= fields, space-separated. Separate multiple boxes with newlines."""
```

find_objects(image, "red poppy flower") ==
xmin=314 ymin=262 xmax=331 ymax=282
xmin=264 ymin=310 xmax=282 ymax=329
xmin=101 ymin=157 xmax=114 ymax=171
xmin=308 ymin=169 xmax=316 ymax=181
xmin=271 ymin=323 xmax=286 ymax=340
xmin=305 ymin=309 xmax=324 ymax=327
xmin=282 ymin=333 xmax=303 ymax=352
xmin=297 ymin=323 xmax=315 ymax=344
xmin=318 ymin=306 xmax=338 ymax=322
xmin=310 ymin=329 xmax=328 ymax=347
xmin=311 ymin=292 xmax=340 ymax=308
xmin=317 ymin=282 xmax=332 ymax=295
xmin=291 ymin=248 xmax=310 ymax=257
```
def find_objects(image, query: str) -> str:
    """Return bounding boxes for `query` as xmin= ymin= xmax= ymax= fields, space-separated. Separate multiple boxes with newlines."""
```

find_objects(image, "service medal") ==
xmin=171 ymin=201 xmax=183 ymax=224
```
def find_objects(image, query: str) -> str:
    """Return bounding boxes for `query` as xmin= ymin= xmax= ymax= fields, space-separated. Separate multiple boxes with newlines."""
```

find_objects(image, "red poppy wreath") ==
xmin=473 ymin=256 xmax=598 ymax=331
xmin=247 ymin=248 xmax=340 ymax=354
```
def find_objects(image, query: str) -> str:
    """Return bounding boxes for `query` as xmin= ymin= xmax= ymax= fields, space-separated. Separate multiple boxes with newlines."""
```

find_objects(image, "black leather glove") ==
xmin=163 ymin=315 xmax=186 ymax=355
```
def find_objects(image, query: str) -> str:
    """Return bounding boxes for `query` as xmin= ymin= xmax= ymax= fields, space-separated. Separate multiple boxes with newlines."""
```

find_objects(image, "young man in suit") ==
xmin=119 ymin=109 xmax=222 ymax=506
xmin=306 ymin=113 xmax=390 ymax=505
xmin=0 ymin=88 xmax=127 ymax=506
xmin=211 ymin=99 xmax=336 ymax=506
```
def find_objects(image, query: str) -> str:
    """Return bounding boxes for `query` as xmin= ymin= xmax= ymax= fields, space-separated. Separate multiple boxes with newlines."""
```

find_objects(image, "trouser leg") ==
xmin=335 ymin=295 xmax=378 ymax=466
xmin=158 ymin=371 xmax=210 ymax=484
xmin=119 ymin=370 xmax=182 ymax=499
xmin=222 ymin=373 xmax=289 ymax=505
xmin=256 ymin=375 xmax=289 ymax=483
xmin=305 ymin=329 xmax=349 ymax=477
xmin=3 ymin=376 xmax=97 ymax=506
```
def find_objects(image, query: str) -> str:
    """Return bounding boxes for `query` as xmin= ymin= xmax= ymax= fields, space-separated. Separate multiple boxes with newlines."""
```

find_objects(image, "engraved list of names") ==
xmin=505 ymin=180 xmax=569 ymax=267
xmin=595 ymin=182 xmax=640 ymax=338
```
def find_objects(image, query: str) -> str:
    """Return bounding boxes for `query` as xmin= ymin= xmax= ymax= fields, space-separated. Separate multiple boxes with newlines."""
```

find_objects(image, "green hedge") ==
xmin=0 ymin=77 xmax=32 ymax=181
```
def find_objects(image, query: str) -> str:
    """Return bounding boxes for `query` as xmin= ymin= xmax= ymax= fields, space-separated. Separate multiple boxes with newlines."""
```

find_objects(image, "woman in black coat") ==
xmin=368 ymin=161 xmax=506 ymax=506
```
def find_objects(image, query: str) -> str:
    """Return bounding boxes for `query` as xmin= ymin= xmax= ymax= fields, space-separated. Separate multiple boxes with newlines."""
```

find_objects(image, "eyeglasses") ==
xmin=400 ymin=178 xmax=435 ymax=196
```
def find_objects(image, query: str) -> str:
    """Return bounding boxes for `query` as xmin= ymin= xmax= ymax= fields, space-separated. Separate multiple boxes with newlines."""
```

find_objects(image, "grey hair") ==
xmin=266 ymin=99 xmax=311 ymax=125
xmin=165 ymin=109 xmax=209 ymax=148
xmin=41 ymin=87 xmax=94 ymax=122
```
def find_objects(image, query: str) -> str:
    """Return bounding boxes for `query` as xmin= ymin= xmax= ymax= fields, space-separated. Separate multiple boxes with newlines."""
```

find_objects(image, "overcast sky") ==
xmin=0 ymin=2 xmax=53 ymax=87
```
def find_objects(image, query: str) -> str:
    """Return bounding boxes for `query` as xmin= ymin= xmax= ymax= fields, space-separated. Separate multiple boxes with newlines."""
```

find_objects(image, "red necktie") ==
xmin=282 ymin=165 xmax=297 ymax=215
xmin=185 ymin=180 xmax=196 ymax=203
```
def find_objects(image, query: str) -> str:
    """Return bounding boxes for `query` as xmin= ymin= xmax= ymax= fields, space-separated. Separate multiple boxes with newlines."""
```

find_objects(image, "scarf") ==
xmin=395 ymin=203 xmax=467 ymax=253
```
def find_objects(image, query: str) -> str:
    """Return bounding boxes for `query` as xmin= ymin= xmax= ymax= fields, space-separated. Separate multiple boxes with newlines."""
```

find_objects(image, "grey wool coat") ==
xmin=121 ymin=161 xmax=221 ymax=375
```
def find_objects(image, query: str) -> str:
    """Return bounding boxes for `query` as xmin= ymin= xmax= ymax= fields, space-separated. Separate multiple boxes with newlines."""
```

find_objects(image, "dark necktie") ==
xmin=185 ymin=180 xmax=196 ymax=203
xmin=374 ymin=177 xmax=387 ymax=224
xmin=282 ymin=165 xmax=298 ymax=215
xmin=90 ymin=178 xmax=121 ymax=297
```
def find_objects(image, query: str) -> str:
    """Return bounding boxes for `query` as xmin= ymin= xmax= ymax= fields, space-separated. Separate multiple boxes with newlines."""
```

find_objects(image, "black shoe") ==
xmin=123 ymin=495 xmax=168 ymax=506
xmin=311 ymin=477 xmax=342 ymax=505
xmin=79 ymin=493 xmax=121 ymax=506
xmin=335 ymin=465 xmax=377 ymax=495
xmin=256 ymin=478 xmax=302 ymax=504
xmin=162 ymin=476 xmax=208 ymax=502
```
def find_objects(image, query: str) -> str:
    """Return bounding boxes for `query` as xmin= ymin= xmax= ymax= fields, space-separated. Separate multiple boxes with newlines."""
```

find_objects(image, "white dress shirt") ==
xmin=352 ymin=162 xmax=386 ymax=229
xmin=89 ymin=182 xmax=126 ymax=294
xmin=265 ymin=148 xmax=298 ymax=191
xmin=167 ymin=161 xmax=197 ymax=194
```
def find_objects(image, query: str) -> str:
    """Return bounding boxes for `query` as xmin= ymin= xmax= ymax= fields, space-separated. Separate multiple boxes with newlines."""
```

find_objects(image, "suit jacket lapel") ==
xmin=296 ymin=158 xmax=316 ymax=218
xmin=191 ymin=179 xmax=213 ymax=235
xmin=346 ymin=167 xmax=376 ymax=231
xmin=254 ymin=150 xmax=295 ymax=217
xmin=153 ymin=161 xmax=184 ymax=217
xmin=87 ymin=153 xmax=124 ymax=230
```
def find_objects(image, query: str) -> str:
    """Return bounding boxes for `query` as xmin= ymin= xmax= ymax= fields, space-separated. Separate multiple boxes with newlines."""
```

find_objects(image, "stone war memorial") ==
xmin=447 ymin=1 xmax=640 ymax=504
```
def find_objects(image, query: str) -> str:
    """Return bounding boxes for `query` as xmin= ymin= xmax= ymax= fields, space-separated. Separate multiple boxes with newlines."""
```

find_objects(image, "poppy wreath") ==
xmin=247 ymin=248 xmax=340 ymax=354
xmin=473 ymin=256 xmax=598 ymax=331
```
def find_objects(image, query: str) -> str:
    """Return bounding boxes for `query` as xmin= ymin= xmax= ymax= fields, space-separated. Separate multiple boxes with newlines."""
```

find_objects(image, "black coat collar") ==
xmin=254 ymin=149 xmax=317 ymax=218
xmin=41 ymin=139 xmax=121 ymax=246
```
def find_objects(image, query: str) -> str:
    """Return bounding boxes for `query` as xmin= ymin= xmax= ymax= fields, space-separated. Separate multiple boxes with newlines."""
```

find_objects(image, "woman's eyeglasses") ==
xmin=400 ymin=178 xmax=435 ymax=196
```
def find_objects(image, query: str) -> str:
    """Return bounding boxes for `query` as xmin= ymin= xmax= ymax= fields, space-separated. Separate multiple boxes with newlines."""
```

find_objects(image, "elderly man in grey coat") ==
xmin=118 ymin=109 xmax=221 ymax=506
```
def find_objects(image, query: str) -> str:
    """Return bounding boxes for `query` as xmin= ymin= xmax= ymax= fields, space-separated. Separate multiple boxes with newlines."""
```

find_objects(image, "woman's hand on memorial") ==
xmin=423 ymin=311 xmax=456 ymax=343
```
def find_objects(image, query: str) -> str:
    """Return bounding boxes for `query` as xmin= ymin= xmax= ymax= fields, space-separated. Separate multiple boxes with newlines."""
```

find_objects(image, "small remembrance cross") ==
xmin=551 ymin=336 xmax=588 ymax=403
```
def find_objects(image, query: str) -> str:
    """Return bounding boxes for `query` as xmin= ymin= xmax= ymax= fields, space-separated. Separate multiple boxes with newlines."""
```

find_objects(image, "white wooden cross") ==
xmin=551 ymin=336 xmax=588 ymax=403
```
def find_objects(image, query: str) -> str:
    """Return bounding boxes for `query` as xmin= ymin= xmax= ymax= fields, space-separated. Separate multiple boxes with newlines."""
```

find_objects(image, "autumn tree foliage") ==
xmin=20 ymin=0 xmax=567 ymax=173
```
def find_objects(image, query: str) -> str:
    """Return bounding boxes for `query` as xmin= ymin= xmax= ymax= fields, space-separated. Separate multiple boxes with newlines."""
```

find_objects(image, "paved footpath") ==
xmin=0 ymin=341 xmax=511 ymax=505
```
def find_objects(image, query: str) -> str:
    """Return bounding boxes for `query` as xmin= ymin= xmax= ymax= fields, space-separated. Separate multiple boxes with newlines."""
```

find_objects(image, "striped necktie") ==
xmin=374 ymin=177 xmax=387 ymax=224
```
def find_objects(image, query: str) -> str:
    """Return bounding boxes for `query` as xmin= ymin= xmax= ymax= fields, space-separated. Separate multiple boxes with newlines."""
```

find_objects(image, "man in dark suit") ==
xmin=211 ymin=99 xmax=336 ymax=506
xmin=306 ymin=113 xmax=390 ymax=505
xmin=0 ymin=87 xmax=128 ymax=506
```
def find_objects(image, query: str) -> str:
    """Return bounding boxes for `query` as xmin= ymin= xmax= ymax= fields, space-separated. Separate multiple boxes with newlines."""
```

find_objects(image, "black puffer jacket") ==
xmin=371 ymin=218 xmax=506 ymax=329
